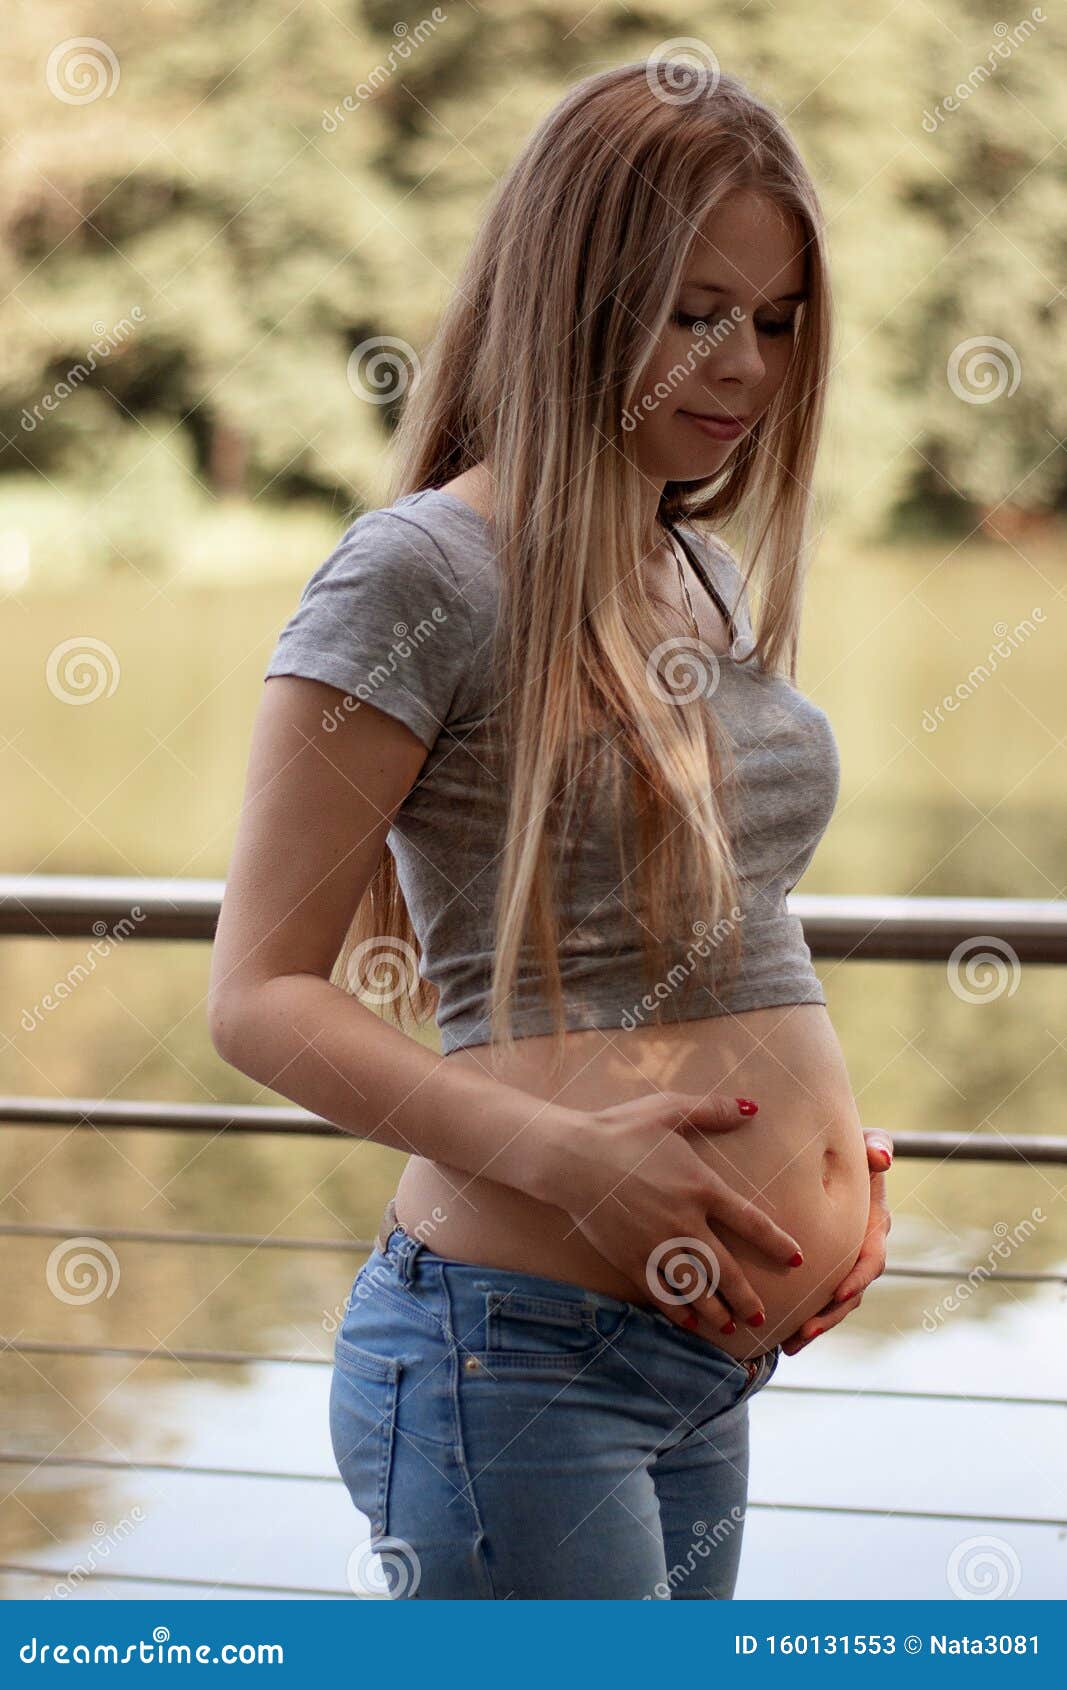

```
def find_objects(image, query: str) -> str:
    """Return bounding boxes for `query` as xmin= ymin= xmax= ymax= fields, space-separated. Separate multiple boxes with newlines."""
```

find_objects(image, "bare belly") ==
xmin=394 ymin=1003 xmax=871 ymax=1361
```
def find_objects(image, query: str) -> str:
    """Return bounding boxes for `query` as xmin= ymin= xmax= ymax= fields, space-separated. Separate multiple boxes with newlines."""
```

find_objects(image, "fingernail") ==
xmin=681 ymin=1308 xmax=698 ymax=1329
xmin=809 ymin=1326 xmax=823 ymax=1339
xmin=789 ymin=1250 xmax=804 ymax=1267
xmin=735 ymin=1098 xmax=759 ymax=1115
xmin=749 ymin=1311 xmax=766 ymax=1327
xmin=878 ymin=1151 xmax=893 ymax=1169
xmin=721 ymin=1319 xmax=737 ymax=1335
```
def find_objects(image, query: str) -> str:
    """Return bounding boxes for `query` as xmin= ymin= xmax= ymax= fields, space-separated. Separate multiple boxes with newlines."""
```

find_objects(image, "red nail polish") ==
xmin=789 ymin=1250 xmax=804 ymax=1267
xmin=681 ymin=1308 xmax=698 ymax=1329
xmin=721 ymin=1319 xmax=737 ymax=1335
xmin=749 ymin=1311 xmax=766 ymax=1327
xmin=809 ymin=1326 xmax=823 ymax=1339
xmin=735 ymin=1098 xmax=759 ymax=1116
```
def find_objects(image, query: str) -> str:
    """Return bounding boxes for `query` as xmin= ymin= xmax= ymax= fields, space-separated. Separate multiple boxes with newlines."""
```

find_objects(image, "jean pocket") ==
xmin=466 ymin=1287 xmax=627 ymax=1376
xmin=329 ymin=1335 xmax=402 ymax=1539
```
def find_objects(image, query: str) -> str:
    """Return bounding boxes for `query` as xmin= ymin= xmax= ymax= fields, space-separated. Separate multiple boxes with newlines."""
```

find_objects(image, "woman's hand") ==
xmin=780 ymin=1128 xmax=893 ymax=1356
xmin=547 ymin=1091 xmax=807 ymax=1345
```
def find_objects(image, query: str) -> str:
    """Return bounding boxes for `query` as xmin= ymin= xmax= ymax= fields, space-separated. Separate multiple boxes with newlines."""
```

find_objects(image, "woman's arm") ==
xmin=208 ymin=676 xmax=571 ymax=1199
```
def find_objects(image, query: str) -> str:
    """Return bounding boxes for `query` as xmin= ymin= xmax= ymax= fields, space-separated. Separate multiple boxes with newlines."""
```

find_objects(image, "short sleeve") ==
xmin=264 ymin=510 xmax=474 ymax=751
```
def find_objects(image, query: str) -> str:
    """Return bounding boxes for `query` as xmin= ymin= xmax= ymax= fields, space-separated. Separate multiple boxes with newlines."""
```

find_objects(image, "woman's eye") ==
xmin=672 ymin=309 xmax=797 ymax=337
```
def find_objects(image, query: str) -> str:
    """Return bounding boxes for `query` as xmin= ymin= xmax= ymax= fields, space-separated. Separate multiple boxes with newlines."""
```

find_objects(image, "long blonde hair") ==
xmin=336 ymin=58 xmax=832 ymax=1067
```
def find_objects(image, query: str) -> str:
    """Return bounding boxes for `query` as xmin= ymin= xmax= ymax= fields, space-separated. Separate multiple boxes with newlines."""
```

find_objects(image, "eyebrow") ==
xmin=685 ymin=280 xmax=808 ymax=304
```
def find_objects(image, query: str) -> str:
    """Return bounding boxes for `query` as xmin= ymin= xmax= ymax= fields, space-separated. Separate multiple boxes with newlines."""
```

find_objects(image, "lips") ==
xmin=683 ymin=410 xmax=751 ymax=424
xmin=679 ymin=409 xmax=749 ymax=441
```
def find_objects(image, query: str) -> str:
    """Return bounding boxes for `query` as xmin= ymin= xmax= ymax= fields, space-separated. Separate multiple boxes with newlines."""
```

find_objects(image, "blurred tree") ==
xmin=1 ymin=0 xmax=1063 ymax=575
xmin=883 ymin=1 xmax=1067 ymax=539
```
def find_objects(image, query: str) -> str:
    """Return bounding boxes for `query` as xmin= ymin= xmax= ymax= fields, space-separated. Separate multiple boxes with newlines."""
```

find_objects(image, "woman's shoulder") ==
xmin=340 ymin=489 xmax=501 ymax=619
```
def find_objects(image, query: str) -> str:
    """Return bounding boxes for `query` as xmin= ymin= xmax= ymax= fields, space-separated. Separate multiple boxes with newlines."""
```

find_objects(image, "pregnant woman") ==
xmin=209 ymin=59 xmax=892 ymax=1599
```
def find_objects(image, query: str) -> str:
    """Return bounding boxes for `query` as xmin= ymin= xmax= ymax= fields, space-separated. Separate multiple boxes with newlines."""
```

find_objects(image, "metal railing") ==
xmin=3 ymin=874 xmax=1066 ymax=1163
xmin=4 ymin=872 xmax=1067 ymax=957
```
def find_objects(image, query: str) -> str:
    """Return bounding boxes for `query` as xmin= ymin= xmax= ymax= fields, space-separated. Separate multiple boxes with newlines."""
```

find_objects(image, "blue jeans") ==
xmin=329 ymin=1219 xmax=780 ymax=1599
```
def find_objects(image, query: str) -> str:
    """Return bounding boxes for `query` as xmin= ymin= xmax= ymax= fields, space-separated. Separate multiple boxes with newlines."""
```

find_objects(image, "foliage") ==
xmin=2 ymin=0 xmax=1064 ymax=582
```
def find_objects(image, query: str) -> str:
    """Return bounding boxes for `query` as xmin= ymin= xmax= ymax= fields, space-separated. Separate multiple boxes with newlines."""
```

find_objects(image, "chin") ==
xmin=659 ymin=449 xmax=735 ymax=483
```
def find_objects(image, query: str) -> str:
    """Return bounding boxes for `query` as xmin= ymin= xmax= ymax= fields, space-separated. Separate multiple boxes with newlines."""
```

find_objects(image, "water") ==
xmin=2 ymin=534 xmax=1065 ymax=1599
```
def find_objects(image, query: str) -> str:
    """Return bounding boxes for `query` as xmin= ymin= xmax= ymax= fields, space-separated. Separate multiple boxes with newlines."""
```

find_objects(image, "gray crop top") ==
xmin=264 ymin=488 xmax=841 ymax=1052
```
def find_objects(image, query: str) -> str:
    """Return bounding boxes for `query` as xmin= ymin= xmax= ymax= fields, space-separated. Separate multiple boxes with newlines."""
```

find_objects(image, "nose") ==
xmin=700 ymin=312 xmax=766 ymax=391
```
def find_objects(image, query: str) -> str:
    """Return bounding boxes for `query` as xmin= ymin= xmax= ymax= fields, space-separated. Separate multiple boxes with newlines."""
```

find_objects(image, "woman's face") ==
xmin=627 ymin=188 xmax=808 ymax=487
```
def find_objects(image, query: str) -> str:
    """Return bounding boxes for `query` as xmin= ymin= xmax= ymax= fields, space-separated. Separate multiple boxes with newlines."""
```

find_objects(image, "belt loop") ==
xmin=395 ymin=1229 xmax=425 ymax=1286
xmin=375 ymin=1195 xmax=424 ymax=1286
xmin=741 ymin=1349 xmax=775 ymax=1397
